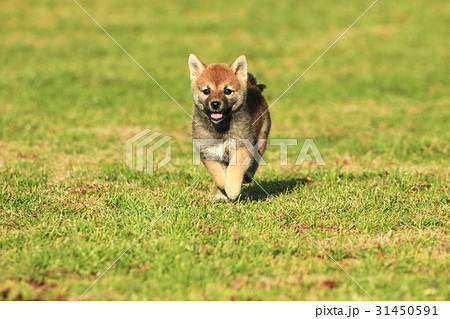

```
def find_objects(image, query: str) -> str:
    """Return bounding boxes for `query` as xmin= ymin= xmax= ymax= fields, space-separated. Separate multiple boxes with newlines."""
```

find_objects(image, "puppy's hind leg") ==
xmin=243 ymin=159 xmax=259 ymax=184
xmin=243 ymin=138 xmax=267 ymax=183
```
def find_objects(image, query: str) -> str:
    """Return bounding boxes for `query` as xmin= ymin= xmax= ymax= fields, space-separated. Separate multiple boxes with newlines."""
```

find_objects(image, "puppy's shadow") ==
xmin=243 ymin=177 xmax=310 ymax=201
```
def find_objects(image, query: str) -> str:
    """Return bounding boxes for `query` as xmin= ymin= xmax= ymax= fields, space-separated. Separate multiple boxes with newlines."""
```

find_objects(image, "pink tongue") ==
xmin=211 ymin=112 xmax=223 ymax=120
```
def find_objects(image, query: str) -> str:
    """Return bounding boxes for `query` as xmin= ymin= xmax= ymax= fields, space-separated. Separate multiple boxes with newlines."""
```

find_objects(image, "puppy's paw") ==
xmin=213 ymin=188 xmax=228 ymax=201
xmin=225 ymin=184 xmax=242 ymax=201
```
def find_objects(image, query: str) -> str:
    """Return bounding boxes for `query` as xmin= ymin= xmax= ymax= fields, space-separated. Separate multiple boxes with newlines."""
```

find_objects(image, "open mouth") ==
xmin=207 ymin=108 xmax=231 ymax=123
xmin=210 ymin=112 xmax=223 ymax=120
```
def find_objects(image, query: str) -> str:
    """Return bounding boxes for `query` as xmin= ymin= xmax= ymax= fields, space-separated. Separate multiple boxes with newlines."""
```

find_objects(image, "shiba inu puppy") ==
xmin=189 ymin=54 xmax=271 ymax=200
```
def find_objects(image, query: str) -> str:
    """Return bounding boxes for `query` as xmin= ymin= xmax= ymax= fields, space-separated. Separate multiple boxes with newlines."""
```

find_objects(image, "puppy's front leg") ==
xmin=202 ymin=159 xmax=227 ymax=199
xmin=225 ymin=147 xmax=251 ymax=200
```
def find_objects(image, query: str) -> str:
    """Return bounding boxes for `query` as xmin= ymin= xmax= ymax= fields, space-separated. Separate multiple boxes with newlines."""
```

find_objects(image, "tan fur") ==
xmin=189 ymin=54 xmax=271 ymax=200
xmin=225 ymin=146 xmax=252 ymax=199
xmin=202 ymin=158 xmax=227 ymax=190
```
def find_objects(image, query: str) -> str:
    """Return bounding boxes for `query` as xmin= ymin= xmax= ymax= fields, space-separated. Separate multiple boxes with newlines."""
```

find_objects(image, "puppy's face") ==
xmin=189 ymin=54 xmax=248 ymax=124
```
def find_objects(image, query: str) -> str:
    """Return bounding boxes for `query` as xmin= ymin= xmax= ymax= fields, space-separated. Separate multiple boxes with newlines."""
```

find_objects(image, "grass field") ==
xmin=0 ymin=0 xmax=448 ymax=301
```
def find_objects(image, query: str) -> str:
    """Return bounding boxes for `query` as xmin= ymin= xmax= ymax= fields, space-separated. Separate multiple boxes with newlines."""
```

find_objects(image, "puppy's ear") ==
xmin=188 ymin=54 xmax=206 ymax=79
xmin=230 ymin=55 xmax=248 ymax=80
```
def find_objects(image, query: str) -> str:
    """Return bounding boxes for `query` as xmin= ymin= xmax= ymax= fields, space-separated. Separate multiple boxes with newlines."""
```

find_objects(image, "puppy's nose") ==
xmin=210 ymin=100 xmax=221 ymax=110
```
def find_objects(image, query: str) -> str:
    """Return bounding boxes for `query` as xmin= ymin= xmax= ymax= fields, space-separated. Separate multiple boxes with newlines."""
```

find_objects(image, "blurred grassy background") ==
xmin=0 ymin=0 xmax=448 ymax=300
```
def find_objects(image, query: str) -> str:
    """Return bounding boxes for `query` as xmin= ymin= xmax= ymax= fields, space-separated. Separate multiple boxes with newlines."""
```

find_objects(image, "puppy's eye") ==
xmin=202 ymin=88 xmax=210 ymax=95
xmin=224 ymin=88 xmax=233 ymax=95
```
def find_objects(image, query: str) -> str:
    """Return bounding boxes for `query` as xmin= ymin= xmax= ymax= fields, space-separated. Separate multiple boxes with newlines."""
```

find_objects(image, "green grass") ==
xmin=0 ymin=0 xmax=448 ymax=300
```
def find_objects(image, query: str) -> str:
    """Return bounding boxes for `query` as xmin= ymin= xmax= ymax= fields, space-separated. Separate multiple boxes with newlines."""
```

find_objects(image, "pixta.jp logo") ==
xmin=126 ymin=128 xmax=171 ymax=175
